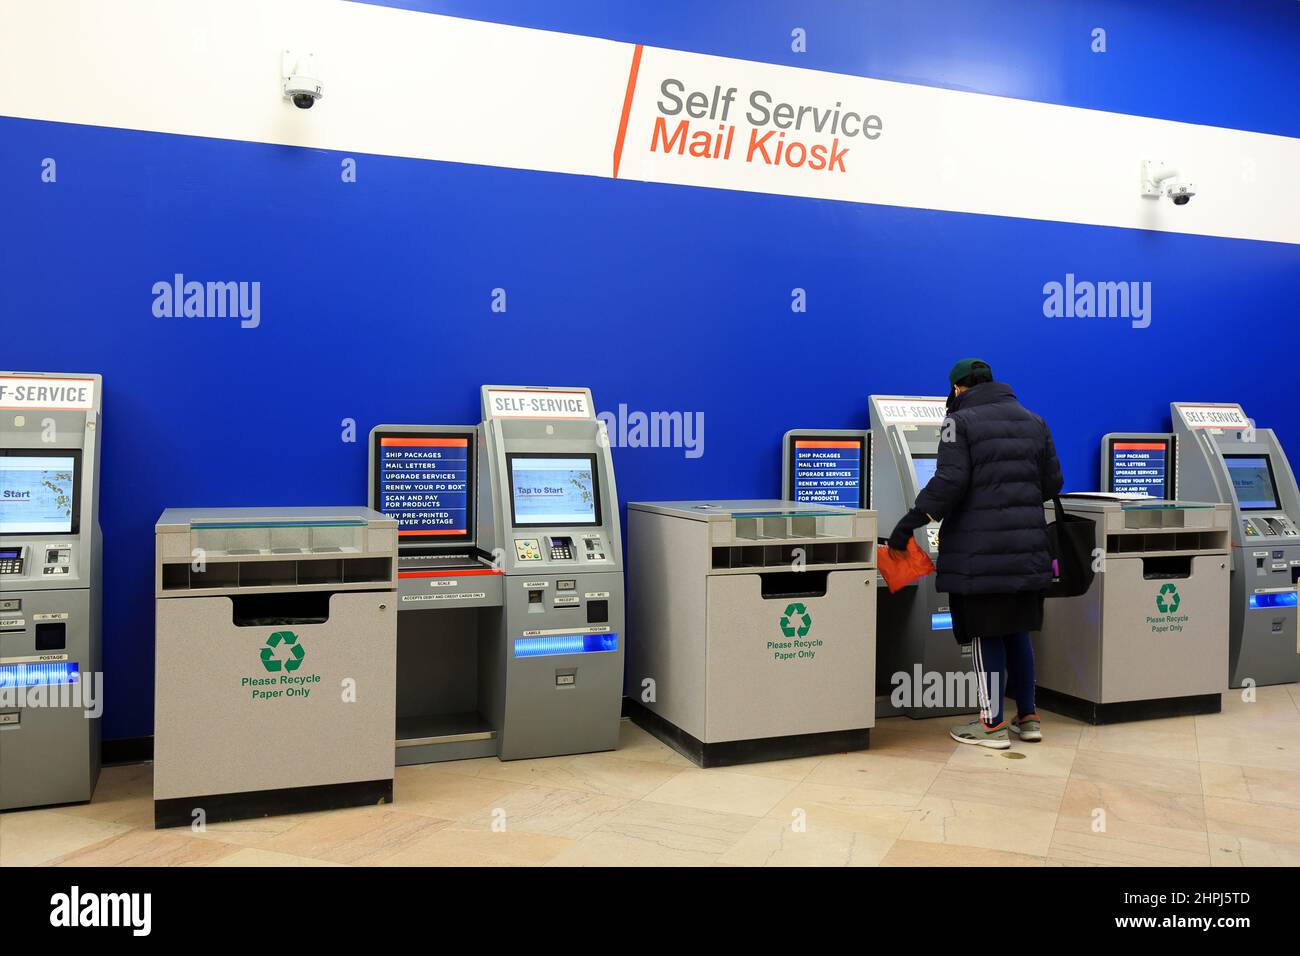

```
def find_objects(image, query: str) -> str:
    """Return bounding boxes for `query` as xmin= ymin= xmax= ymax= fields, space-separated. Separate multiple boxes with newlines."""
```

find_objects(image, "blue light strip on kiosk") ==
xmin=0 ymin=661 xmax=80 ymax=688
xmin=514 ymin=634 xmax=619 ymax=658
xmin=930 ymin=612 xmax=953 ymax=631
xmin=1249 ymin=592 xmax=1298 ymax=610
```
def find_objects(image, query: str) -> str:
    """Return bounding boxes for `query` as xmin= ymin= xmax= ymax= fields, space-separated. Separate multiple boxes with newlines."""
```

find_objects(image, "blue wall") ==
xmin=3 ymin=0 xmax=1299 ymax=741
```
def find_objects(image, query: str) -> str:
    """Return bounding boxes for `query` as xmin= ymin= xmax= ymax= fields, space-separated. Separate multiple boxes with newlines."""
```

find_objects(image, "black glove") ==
xmin=887 ymin=507 xmax=929 ymax=553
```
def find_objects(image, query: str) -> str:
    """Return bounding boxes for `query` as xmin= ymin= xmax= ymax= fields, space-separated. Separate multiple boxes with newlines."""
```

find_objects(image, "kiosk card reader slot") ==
xmin=369 ymin=424 xmax=503 ymax=765
xmin=868 ymin=394 xmax=976 ymax=719
xmin=0 ymin=372 xmax=102 ymax=811
xmin=1171 ymin=402 xmax=1300 ymax=686
xmin=477 ymin=386 xmax=624 ymax=760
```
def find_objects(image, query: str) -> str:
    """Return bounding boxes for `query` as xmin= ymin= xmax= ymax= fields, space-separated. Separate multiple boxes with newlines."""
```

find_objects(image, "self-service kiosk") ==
xmin=1172 ymin=402 xmax=1300 ymax=687
xmin=477 ymin=385 xmax=624 ymax=759
xmin=0 ymin=371 xmax=102 ymax=811
xmin=368 ymin=424 xmax=503 ymax=765
xmin=868 ymin=395 xmax=975 ymax=719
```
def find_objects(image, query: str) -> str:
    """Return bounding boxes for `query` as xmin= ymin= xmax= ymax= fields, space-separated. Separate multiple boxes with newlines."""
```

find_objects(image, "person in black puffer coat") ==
xmin=887 ymin=359 xmax=1064 ymax=750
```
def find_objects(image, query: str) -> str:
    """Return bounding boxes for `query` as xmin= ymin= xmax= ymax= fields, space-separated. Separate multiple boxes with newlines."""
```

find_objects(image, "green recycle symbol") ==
xmin=779 ymin=602 xmax=813 ymax=638
xmin=260 ymin=630 xmax=305 ymax=673
xmin=1155 ymin=583 xmax=1181 ymax=614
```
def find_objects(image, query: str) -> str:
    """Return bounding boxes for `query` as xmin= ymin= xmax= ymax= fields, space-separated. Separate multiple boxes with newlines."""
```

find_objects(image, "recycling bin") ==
xmin=153 ymin=507 xmax=398 ymax=827
xmin=625 ymin=500 xmax=877 ymax=767
xmin=1033 ymin=497 xmax=1232 ymax=723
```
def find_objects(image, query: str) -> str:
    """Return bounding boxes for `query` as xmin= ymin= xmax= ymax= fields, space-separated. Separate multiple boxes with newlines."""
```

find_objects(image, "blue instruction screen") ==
xmin=912 ymin=455 xmax=938 ymax=490
xmin=1226 ymin=455 xmax=1280 ymax=510
xmin=1111 ymin=440 xmax=1168 ymax=497
xmin=511 ymin=456 xmax=598 ymax=525
xmin=792 ymin=439 xmax=862 ymax=507
xmin=378 ymin=436 xmax=470 ymax=536
xmin=0 ymin=456 xmax=76 ymax=534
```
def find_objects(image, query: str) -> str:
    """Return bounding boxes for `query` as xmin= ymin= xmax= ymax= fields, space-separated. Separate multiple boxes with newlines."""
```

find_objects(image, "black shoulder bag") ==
xmin=1045 ymin=496 xmax=1096 ymax=598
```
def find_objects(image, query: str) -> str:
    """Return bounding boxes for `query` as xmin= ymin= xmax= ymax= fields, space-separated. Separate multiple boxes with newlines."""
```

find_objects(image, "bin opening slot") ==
xmin=1141 ymin=556 xmax=1193 ymax=580
xmin=232 ymin=591 xmax=333 ymax=627
xmin=759 ymin=570 xmax=828 ymax=599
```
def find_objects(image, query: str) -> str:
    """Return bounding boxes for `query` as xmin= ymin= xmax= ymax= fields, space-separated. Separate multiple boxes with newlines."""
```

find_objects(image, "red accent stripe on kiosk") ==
xmin=380 ymin=437 xmax=469 ymax=447
xmin=398 ymin=568 xmax=503 ymax=579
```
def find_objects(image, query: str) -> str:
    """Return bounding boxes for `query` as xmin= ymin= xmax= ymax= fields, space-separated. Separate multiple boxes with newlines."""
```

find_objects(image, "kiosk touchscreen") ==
xmin=869 ymin=394 xmax=974 ymax=718
xmin=1172 ymin=402 xmax=1300 ymax=686
xmin=781 ymin=430 xmax=870 ymax=509
xmin=368 ymin=425 xmax=504 ymax=765
xmin=1101 ymin=434 xmax=1176 ymax=499
xmin=477 ymin=386 xmax=624 ymax=760
xmin=0 ymin=371 xmax=102 ymax=810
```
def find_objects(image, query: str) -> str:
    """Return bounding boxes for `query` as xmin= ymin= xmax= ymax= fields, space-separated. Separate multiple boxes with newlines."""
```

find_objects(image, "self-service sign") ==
xmin=485 ymin=387 xmax=593 ymax=420
xmin=874 ymin=397 xmax=948 ymax=426
xmin=1175 ymin=403 xmax=1251 ymax=430
xmin=0 ymin=376 xmax=96 ymax=410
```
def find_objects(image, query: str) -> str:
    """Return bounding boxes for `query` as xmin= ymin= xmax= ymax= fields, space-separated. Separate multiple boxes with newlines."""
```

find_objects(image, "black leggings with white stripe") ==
xmin=972 ymin=632 xmax=1036 ymax=727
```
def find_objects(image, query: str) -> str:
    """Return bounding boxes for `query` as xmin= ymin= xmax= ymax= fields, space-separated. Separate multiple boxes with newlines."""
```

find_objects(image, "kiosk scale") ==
xmin=0 ymin=371 xmax=102 ymax=810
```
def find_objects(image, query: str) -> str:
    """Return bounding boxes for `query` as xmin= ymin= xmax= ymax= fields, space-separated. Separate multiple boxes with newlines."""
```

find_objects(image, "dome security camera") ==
xmin=282 ymin=50 xmax=323 ymax=109
xmin=1141 ymin=160 xmax=1196 ymax=206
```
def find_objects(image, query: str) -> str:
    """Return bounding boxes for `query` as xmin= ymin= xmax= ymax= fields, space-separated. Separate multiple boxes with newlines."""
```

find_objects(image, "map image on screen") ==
xmin=912 ymin=455 xmax=938 ymax=490
xmin=378 ymin=436 xmax=470 ymax=536
xmin=792 ymin=439 xmax=862 ymax=507
xmin=1111 ymin=440 xmax=1167 ymax=498
xmin=1225 ymin=455 xmax=1280 ymax=511
xmin=0 ymin=456 xmax=76 ymax=533
xmin=511 ymin=456 xmax=597 ymax=525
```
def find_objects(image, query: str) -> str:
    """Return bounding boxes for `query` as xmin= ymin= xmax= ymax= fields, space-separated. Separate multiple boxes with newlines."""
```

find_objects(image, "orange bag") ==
xmin=876 ymin=538 xmax=936 ymax=594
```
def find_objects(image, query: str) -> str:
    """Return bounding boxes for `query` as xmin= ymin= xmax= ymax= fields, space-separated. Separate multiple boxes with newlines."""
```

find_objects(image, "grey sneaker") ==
xmin=949 ymin=719 xmax=1011 ymax=750
xmin=1009 ymin=713 xmax=1042 ymax=742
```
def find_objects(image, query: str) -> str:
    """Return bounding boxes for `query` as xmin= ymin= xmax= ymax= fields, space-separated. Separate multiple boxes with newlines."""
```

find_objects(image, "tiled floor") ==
xmin=3 ymin=683 xmax=1299 ymax=867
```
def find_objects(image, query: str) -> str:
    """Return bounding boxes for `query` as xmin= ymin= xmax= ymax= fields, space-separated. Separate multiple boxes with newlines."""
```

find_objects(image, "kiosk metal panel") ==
xmin=0 ymin=371 xmax=102 ymax=812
